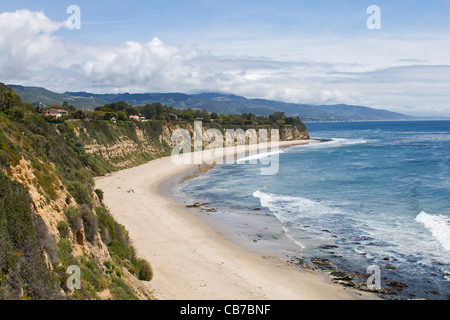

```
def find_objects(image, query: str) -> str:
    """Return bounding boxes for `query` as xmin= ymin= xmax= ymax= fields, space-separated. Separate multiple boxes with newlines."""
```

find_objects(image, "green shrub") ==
xmin=57 ymin=220 xmax=70 ymax=239
xmin=108 ymin=277 xmax=138 ymax=300
xmin=79 ymin=255 xmax=106 ymax=292
xmin=63 ymin=205 xmax=99 ymax=243
xmin=64 ymin=206 xmax=82 ymax=235
xmin=56 ymin=238 xmax=74 ymax=268
xmin=79 ymin=204 xmax=98 ymax=243
xmin=33 ymin=169 xmax=58 ymax=201
xmin=136 ymin=258 xmax=153 ymax=281
xmin=57 ymin=122 xmax=69 ymax=134
xmin=67 ymin=181 xmax=92 ymax=206
xmin=94 ymin=188 xmax=104 ymax=202
xmin=0 ymin=149 xmax=10 ymax=166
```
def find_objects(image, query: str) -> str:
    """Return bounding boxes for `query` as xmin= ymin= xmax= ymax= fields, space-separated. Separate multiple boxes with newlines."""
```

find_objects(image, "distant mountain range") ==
xmin=8 ymin=84 xmax=414 ymax=121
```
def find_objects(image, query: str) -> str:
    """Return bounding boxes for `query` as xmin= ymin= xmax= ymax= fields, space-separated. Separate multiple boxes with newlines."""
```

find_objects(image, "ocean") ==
xmin=176 ymin=120 xmax=450 ymax=300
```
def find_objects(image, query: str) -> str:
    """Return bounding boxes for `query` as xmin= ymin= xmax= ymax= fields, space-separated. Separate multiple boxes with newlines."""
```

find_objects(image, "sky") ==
xmin=0 ymin=0 xmax=449 ymax=116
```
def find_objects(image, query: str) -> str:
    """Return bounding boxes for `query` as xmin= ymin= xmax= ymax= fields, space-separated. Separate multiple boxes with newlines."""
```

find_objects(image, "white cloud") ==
xmin=0 ymin=10 xmax=66 ymax=79
xmin=0 ymin=9 xmax=449 ymax=116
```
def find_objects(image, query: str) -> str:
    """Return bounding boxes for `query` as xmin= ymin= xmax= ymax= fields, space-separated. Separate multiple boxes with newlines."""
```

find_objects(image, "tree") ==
xmin=180 ymin=109 xmax=194 ymax=122
xmin=269 ymin=111 xmax=285 ymax=123
xmin=247 ymin=113 xmax=257 ymax=121
xmin=72 ymin=110 xmax=85 ymax=119
xmin=220 ymin=114 xmax=231 ymax=125
xmin=67 ymin=104 xmax=76 ymax=113
xmin=154 ymin=103 xmax=164 ymax=119
xmin=103 ymin=112 xmax=117 ymax=121
xmin=3 ymin=90 xmax=16 ymax=110
xmin=142 ymin=104 xmax=156 ymax=119
xmin=116 ymin=111 xmax=127 ymax=121
xmin=199 ymin=109 xmax=210 ymax=122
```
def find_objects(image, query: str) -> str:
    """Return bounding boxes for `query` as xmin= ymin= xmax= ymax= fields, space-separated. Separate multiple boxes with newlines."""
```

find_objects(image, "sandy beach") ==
xmin=95 ymin=140 xmax=375 ymax=300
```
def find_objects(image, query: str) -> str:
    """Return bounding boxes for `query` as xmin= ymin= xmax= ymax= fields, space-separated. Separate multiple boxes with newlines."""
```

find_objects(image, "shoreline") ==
xmin=159 ymin=141 xmax=315 ymax=264
xmin=95 ymin=140 xmax=378 ymax=300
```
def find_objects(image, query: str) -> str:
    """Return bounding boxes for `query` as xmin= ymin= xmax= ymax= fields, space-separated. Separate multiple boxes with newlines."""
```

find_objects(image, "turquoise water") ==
xmin=180 ymin=120 xmax=450 ymax=300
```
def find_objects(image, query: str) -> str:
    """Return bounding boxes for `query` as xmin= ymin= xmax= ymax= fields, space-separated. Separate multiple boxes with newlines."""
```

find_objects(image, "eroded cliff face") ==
xmin=80 ymin=122 xmax=185 ymax=170
xmin=279 ymin=125 xmax=310 ymax=141
xmin=79 ymin=121 xmax=309 ymax=171
xmin=5 ymin=158 xmax=153 ymax=300
xmin=8 ymin=158 xmax=75 ymax=239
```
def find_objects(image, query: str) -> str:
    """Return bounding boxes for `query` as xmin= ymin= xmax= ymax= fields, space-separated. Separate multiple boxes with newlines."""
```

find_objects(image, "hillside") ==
xmin=0 ymin=83 xmax=309 ymax=300
xmin=0 ymin=86 xmax=171 ymax=299
xmin=8 ymin=85 xmax=110 ymax=110
xmin=8 ymin=85 xmax=414 ymax=121
xmin=0 ymin=112 xmax=156 ymax=299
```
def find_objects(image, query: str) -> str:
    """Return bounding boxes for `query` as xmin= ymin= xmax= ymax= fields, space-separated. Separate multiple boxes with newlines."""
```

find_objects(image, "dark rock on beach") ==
xmin=329 ymin=271 xmax=356 ymax=287
xmin=311 ymin=258 xmax=333 ymax=270
xmin=320 ymin=244 xmax=339 ymax=250
xmin=186 ymin=202 xmax=209 ymax=208
xmin=291 ymin=257 xmax=312 ymax=270
xmin=330 ymin=271 xmax=353 ymax=281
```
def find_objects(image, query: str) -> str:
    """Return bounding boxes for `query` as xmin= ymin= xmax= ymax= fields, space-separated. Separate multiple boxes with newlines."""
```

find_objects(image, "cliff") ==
xmin=78 ymin=121 xmax=309 ymax=173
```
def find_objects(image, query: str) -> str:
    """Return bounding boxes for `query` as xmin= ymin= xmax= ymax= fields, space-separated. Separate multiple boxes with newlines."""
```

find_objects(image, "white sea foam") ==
xmin=294 ymin=138 xmax=368 ymax=151
xmin=415 ymin=211 xmax=450 ymax=252
xmin=253 ymin=190 xmax=343 ymax=219
xmin=252 ymin=190 xmax=347 ymax=251
xmin=236 ymin=149 xmax=284 ymax=163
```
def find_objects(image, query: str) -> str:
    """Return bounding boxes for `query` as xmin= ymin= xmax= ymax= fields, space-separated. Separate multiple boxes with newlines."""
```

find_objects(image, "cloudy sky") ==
xmin=1 ymin=0 xmax=449 ymax=116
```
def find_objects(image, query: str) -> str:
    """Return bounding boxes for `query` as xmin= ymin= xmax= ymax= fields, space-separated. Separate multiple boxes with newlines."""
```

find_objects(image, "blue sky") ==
xmin=5 ymin=0 xmax=449 ymax=48
xmin=1 ymin=1 xmax=449 ymax=116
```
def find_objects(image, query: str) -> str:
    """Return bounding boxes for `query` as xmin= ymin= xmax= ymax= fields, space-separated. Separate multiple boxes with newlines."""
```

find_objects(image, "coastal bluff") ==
xmin=80 ymin=120 xmax=310 ymax=172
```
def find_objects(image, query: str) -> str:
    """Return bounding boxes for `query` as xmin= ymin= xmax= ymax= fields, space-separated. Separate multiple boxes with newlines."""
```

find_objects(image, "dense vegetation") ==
xmin=0 ymin=172 xmax=62 ymax=299
xmin=93 ymin=100 xmax=304 ymax=126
